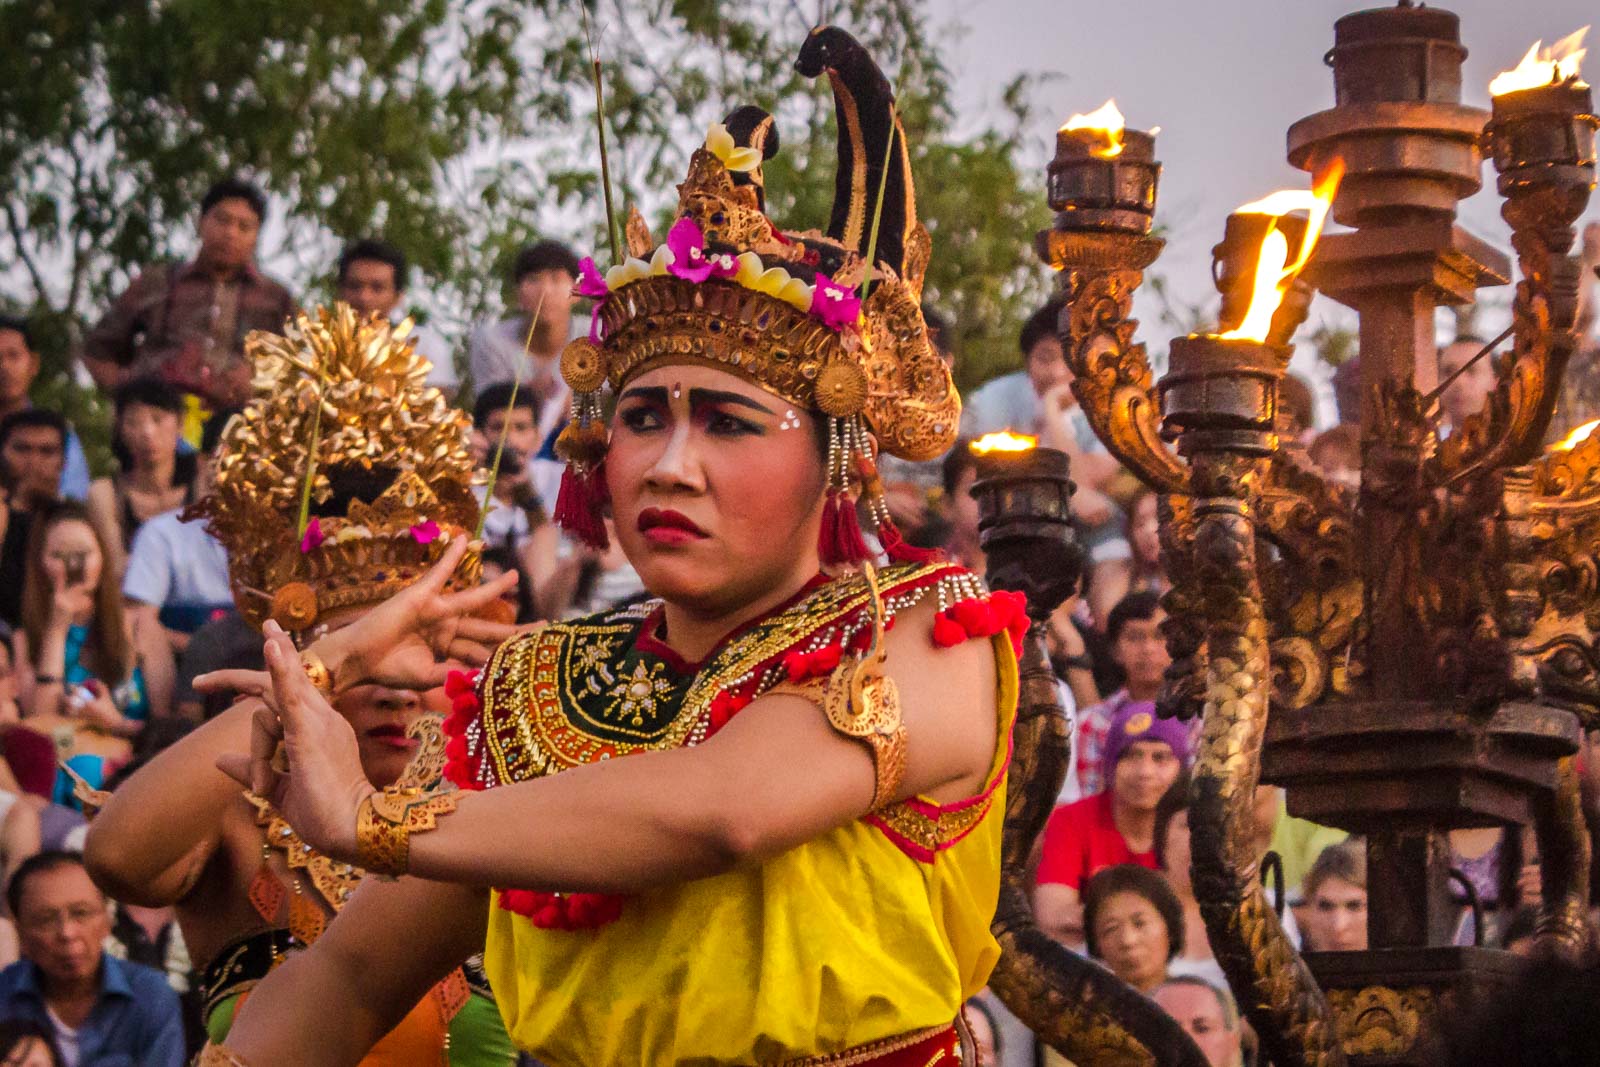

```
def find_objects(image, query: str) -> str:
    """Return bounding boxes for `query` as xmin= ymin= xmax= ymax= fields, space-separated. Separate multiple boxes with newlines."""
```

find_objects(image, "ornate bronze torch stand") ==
xmin=1016 ymin=4 xmax=1598 ymax=1066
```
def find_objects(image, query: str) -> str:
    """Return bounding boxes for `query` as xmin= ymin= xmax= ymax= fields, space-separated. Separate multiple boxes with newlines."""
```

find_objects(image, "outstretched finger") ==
xmin=436 ymin=566 xmax=520 ymax=622
xmin=454 ymin=615 xmax=520 ymax=646
xmin=195 ymin=668 xmax=273 ymax=697
xmin=262 ymin=622 xmax=327 ymax=735
xmin=414 ymin=535 xmax=472 ymax=600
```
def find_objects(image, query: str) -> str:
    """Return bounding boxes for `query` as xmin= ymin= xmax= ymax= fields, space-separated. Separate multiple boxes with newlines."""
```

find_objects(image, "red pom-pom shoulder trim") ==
xmin=498 ymin=889 xmax=626 ymax=930
xmin=932 ymin=589 xmax=1029 ymax=658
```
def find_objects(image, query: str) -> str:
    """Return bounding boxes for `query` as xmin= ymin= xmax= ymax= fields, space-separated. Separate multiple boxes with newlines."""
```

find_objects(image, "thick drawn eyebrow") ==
xmin=617 ymin=386 xmax=669 ymax=406
xmin=688 ymin=388 xmax=774 ymax=415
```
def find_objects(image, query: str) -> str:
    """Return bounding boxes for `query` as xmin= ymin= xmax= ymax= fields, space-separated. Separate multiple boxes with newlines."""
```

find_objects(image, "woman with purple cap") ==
xmin=1035 ymin=700 xmax=1189 ymax=946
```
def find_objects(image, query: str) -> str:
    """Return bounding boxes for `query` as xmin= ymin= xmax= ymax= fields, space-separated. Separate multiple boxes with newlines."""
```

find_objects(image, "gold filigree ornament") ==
xmin=1326 ymin=985 xmax=1432 ymax=1057
xmin=188 ymin=305 xmax=482 ymax=632
xmin=822 ymin=563 xmax=907 ymax=808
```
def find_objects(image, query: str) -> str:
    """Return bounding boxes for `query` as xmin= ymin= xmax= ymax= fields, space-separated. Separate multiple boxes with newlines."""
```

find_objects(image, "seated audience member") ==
xmin=1074 ymin=591 xmax=1172 ymax=797
xmin=0 ymin=852 xmax=184 ymax=1066
xmin=0 ymin=317 xmax=89 ymax=500
xmin=937 ymin=440 xmax=982 ymax=570
xmin=963 ymin=299 xmax=1132 ymax=617
xmin=86 ymin=379 xmax=197 ymax=574
xmin=0 ymin=1019 xmax=62 ymax=1067
xmin=473 ymin=382 xmax=552 ymax=549
xmin=1153 ymin=976 xmax=1245 ymax=1067
xmin=480 ymin=546 xmax=537 ymax=626
xmin=1308 ymin=424 xmax=1359 ymax=491
xmin=1302 ymin=841 xmax=1368 ymax=952
xmin=1448 ymin=824 xmax=1538 ymax=947
xmin=1036 ymin=701 xmax=1189 ymax=945
xmin=1265 ymin=787 xmax=1347 ymax=917
xmin=469 ymin=240 xmax=581 ymax=442
xmin=1126 ymin=490 xmax=1169 ymax=597
xmin=335 ymin=238 xmax=456 ymax=396
xmin=120 ymin=415 xmax=233 ymax=717
xmin=1083 ymin=864 xmax=1185 ymax=994
xmin=79 ymin=176 xmax=294 ymax=412
xmin=0 ymin=411 xmax=69 ymax=630
xmin=15 ymin=503 xmax=147 ymax=803
xmin=1152 ymin=783 xmax=1225 ymax=987
xmin=1437 ymin=335 xmax=1497 ymax=439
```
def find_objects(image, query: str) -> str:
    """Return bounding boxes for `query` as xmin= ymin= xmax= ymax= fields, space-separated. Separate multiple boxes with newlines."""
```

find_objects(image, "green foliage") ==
xmin=2 ymin=0 xmax=1055 ymax=432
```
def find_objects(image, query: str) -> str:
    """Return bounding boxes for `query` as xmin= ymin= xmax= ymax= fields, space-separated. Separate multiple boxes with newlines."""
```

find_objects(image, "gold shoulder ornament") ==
xmin=823 ymin=562 xmax=908 ymax=810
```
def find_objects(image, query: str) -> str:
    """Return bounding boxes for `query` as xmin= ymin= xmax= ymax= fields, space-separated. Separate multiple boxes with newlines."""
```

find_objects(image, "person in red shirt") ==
xmin=1035 ymin=700 xmax=1189 ymax=946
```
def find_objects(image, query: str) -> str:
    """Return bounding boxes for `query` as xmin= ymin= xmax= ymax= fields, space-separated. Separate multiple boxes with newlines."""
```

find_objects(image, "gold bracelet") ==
xmin=355 ymin=787 xmax=462 ymax=877
xmin=300 ymin=649 xmax=334 ymax=698
xmin=196 ymin=1044 xmax=251 ymax=1066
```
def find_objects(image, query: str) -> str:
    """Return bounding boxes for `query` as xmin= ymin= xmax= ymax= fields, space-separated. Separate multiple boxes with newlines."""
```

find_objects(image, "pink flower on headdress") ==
xmin=665 ymin=217 xmax=713 ymax=283
xmin=706 ymin=250 xmax=740 ymax=280
xmin=575 ymin=257 xmax=609 ymax=300
xmin=811 ymin=275 xmax=862 ymax=332
xmin=409 ymin=520 xmax=441 ymax=545
xmin=575 ymin=257 xmax=610 ymax=343
xmin=299 ymin=518 xmax=325 ymax=554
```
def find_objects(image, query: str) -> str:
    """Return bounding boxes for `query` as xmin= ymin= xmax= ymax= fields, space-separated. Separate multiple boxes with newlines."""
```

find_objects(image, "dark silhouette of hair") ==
xmin=0 ymin=313 xmax=34 ymax=350
xmin=1107 ymin=589 xmax=1164 ymax=646
xmin=6 ymin=850 xmax=94 ymax=919
xmin=201 ymin=176 xmax=268 ymax=223
xmin=1083 ymin=863 xmax=1185 ymax=963
xmin=0 ymin=1018 xmax=62 ymax=1066
xmin=473 ymin=381 xmax=539 ymax=430
xmin=0 ymin=409 xmax=67 ymax=453
xmin=512 ymin=240 xmax=580 ymax=284
xmin=1019 ymin=298 xmax=1066 ymax=359
xmin=1153 ymin=777 xmax=1191 ymax=871
xmin=338 ymin=238 xmax=409 ymax=293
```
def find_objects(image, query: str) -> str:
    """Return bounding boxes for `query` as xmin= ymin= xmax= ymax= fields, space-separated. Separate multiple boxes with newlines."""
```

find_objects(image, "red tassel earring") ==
xmin=818 ymin=415 xmax=871 ymax=566
xmin=554 ymin=394 xmax=611 ymax=551
xmin=849 ymin=416 xmax=942 ymax=565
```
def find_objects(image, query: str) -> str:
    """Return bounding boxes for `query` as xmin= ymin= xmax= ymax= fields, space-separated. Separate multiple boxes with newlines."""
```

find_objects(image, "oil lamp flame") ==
xmin=1060 ymin=99 xmax=1127 ymax=159
xmin=1551 ymin=418 xmax=1600 ymax=452
xmin=970 ymin=431 xmax=1039 ymax=455
xmin=1217 ymin=158 xmax=1345 ymax=343
xmin=1489 ymin=27 xmax=1589 ymax=96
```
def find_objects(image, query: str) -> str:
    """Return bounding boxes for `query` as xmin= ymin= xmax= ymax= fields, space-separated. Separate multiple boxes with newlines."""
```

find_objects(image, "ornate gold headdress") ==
xmin=553 ymin=27 xmax=959 ymax=565
xmin=191 ymin=305 xmax=481 ymax=633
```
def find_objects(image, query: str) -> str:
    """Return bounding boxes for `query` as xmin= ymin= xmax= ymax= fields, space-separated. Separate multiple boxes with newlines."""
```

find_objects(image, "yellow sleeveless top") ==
xmin=441 ymin=562 xmax=1024 ymax=1066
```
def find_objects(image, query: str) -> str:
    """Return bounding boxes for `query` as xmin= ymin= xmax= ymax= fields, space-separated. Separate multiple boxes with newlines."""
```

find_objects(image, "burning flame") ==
xmin=1551 ymin=418 xmax=1600 ymax=452
xmin=970 ymin=431 xmax=1039 ymax=455
xmin=1061 ymin=99 xmax=1126 ymax=159
xmin=1490 ymin=27 xmax=1589 ymax=95
xmin=1217 ymin=158 xmax=1346 ymax=343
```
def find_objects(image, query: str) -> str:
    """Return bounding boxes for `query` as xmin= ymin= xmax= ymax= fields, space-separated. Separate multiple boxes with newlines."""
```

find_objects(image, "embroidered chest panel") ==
xmin=461 ymin=562 xmax=987 ymax=790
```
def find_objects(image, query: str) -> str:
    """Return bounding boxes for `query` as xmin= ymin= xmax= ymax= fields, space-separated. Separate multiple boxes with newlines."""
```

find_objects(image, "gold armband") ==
xmin=300 ymin=649 xmax=335 ymax=697
xmin=355 ymin=787 xmax=462 ymax=877
xmin=196 ymin=1044 xmax=252 ymax=1066
xmin=821 ymin=563 xmax=906 ymax=810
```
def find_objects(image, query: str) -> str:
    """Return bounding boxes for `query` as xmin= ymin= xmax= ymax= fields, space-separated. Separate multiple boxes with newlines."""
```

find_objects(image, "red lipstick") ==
xmin=637 ymin=507 xmax=707 ymax=545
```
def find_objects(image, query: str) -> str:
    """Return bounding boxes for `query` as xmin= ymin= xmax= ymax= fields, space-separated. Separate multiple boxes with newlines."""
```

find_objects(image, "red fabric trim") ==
xmin=932 ymin=588 xmax=1029 ymax=658
xmin=441 ymin=669 xmax=484 ymax=791
xmin=497 ymin=888 xmax=626 ymax=930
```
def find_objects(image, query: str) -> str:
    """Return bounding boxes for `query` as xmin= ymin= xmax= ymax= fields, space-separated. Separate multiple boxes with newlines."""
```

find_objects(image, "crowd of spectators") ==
xmin=1 ymin=173 xmax=1598 ymax=1063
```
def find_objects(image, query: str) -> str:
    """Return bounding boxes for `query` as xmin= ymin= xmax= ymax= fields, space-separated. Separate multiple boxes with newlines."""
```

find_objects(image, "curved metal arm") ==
xmin=1429 ymin=184 xmax=1592 ymax=490
xmin=1051 ymin=232 xmax=1188 ymax=496
xmin=986 ymin=621 xmax=1209 ymax=1067
xmin=1185 ymin=453 xmax=1346 ymax=1067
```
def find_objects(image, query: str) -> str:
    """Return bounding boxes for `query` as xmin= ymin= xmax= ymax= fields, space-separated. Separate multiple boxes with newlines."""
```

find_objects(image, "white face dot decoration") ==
xmin=780 ymin=409 xmax=802 ymax=431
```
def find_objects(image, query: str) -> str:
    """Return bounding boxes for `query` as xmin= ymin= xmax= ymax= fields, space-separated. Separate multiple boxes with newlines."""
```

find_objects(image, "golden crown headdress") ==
xmin=552 ymin=27 xmax=959 ymax=565
xmin=190 ymin=305 xmax=481 ymax=633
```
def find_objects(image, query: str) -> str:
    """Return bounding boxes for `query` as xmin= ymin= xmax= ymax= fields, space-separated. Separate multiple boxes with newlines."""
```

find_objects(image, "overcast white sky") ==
xmin=928 ymin=0 xmax=1597 ymax=353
